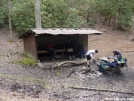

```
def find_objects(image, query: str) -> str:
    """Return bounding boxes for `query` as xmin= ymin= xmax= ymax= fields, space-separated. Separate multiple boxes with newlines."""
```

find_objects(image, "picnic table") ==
xmin=98 ymin=57 xmax=127 ymax=76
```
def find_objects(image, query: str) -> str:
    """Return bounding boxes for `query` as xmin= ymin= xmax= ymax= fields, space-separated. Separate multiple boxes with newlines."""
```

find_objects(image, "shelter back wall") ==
xmin=36 ymin=35 xmax=87 ymax=50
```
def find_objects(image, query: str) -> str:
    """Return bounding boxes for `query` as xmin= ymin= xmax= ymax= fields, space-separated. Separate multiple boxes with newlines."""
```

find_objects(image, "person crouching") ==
xmin=86 ymin=50 xmax=98 ymax=71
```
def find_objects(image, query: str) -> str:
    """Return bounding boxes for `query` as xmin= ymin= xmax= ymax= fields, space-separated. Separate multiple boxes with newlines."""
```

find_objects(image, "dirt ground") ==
xmin=0 ymin=25 xmax=134 ymax=101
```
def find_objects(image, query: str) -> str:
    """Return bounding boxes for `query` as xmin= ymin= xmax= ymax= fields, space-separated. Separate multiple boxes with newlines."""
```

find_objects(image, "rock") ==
xmin=37 ymin=60 xmax=44 ymax=68
xmin=11 ymin=83 xmax=21 ymax=91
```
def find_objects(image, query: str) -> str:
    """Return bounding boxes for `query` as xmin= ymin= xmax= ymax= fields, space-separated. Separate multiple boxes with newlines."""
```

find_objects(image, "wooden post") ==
xmin=34 ymin=0 xmax=41 ymax=28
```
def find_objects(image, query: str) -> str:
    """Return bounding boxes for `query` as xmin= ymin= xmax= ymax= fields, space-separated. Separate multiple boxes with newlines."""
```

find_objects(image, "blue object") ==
xmin=80 ymin=49 xmax=86 ymax=58
xmin=107 ymin=61 xmax=117 ymax=68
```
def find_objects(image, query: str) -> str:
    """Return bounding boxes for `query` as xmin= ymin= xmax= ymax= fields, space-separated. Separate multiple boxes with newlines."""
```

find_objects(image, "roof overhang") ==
xmin=19 ymin=28 xmax=102 ymax=38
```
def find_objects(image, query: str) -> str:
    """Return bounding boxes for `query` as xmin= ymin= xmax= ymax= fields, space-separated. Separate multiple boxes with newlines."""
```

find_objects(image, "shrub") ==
xmin=14 ymin=57 xmax=36 ymax=67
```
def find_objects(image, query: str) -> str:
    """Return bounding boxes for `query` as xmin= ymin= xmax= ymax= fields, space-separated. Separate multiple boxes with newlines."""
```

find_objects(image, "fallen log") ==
xmin=58 ymin=61 xmax=77 ymax=68
xmin=6 ymin=51 xmax=19 ymax=57
xmin=81 ymin=68 xmax=91 ymax=74
xmin=67 ymin=70 xmax=75 ymax=77
xmin=121 ymin=51 xmax=134 ymax=53
xmin=51 ymin=60 xmax=86 ymax=69
xmin=51 ymin=61 xmax=76 ymax=69
xmin=69 ymin=86 xmax=134 ymax=95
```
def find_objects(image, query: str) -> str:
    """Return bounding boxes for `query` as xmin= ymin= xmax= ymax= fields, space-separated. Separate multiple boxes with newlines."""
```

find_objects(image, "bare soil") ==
xmin=0 ymin=25 xmax=134 ymax=101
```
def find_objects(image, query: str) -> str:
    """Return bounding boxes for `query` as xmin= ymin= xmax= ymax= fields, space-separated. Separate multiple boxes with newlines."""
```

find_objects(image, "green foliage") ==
xmin=41 ymin=0 xmax=86 ymax=28
xmin=11 ymin=0 xmax=35 ymax=34
xmin=63 ymin=8 xmax=86 ymax=28
xmin=10 ymin=0 xmax=90 ymax=34
xmin=13 ymin=57 xmax=36 ymax=66
xmin=0 ymin=0 xmax=134 ymax=33
xmin=0 ymin=1 xmax=8 ymax=26
xmin=41 ymin=0 xmax=67 ymax=28
xmin=95 ymin=0 xmax=133 ymax=30
xmin=116 ymin=0 xmax=133 ymax=30
xmin=8 ymin=38 xmax=13 ymax=42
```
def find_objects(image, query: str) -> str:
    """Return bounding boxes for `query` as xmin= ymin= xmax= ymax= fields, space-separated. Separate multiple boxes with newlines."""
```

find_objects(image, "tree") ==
xmin=0 ymin=0 xmax=8 ymax=25
xmin=116 ymin=0 xmax=133 ymax=30
xmin=95 ymin=0 xmax=133 ymax=30
xmin=0 ymin=0 xmax=13 ymax=41
xmin=8 ymin=0 xmax=12 ymax=41
xmin=34 ymin=0 xmax=41 ymax=28
xmin=1 ymin=0 xmax=134 ymax=35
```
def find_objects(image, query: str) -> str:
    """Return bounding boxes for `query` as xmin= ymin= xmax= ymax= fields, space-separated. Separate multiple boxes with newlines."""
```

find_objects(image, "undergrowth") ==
xmin=13 ymin=57 xmax=36 ymax=67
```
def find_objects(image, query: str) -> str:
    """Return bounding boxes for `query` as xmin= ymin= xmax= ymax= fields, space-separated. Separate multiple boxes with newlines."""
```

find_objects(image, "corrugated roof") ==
xmin=19 ymin=28 xmax=102 ymax=38
xmin=32 ymin=28 xmax=102 ymax=35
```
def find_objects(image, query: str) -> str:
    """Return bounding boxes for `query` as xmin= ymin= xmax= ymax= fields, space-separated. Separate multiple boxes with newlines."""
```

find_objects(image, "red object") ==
xmin=47 ymin=43 xmax=53 ymax=49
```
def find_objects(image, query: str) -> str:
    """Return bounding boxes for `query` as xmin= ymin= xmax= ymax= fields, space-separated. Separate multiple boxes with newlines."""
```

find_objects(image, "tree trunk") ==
xmin=8 ymin=0 xmax=12 ymax=41
xmin=34 ymin=0 xmax=41 ymax=28
xmin=86 ymin=11 xmax=90 ymax=22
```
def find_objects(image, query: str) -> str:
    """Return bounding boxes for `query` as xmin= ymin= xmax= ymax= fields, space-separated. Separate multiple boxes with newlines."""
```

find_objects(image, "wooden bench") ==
xmin=38 ymin=49 xmax=67 ymax=58
xmin=38 ymin=49 xmax=67 ymax=54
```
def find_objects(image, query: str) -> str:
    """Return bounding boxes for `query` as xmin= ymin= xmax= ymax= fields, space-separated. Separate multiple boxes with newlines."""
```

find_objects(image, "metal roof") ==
xmin=19 ymin=28 xmax=102 ymax=38
xmin=32 ymin=28 xmax=102 ymax=35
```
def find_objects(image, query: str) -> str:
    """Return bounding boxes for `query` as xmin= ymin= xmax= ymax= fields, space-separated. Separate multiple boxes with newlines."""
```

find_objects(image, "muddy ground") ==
xmin=0 ymin=25 xmax=134 ymax=101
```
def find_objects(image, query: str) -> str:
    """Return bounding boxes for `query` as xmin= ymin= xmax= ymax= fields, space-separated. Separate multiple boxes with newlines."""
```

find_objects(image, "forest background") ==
xmin=0 ymin=0 xmax=134 ymax=38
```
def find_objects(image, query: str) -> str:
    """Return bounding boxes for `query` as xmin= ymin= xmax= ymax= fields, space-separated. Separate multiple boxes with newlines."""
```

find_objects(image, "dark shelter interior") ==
xmin=37 ymin=34 xmax=88 ymax=61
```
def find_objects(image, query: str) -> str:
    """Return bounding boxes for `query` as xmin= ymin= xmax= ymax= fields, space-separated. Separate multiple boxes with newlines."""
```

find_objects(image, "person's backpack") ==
xmin=97 ymin=61 xmax=107 ymax=73
xmin=77 ymin=45 xmax=85 ymax=58
xmin=80 ymin=49 xmax=86 ymax=58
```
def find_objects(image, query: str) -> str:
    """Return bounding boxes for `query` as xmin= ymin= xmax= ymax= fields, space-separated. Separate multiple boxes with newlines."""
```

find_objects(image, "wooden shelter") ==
xmin=19 ymin=28 xmax=102 ymax=61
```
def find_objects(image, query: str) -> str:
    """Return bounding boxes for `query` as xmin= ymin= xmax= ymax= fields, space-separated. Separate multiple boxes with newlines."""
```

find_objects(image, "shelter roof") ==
xmin=19 ymin=28 xmax=102 ymax=38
